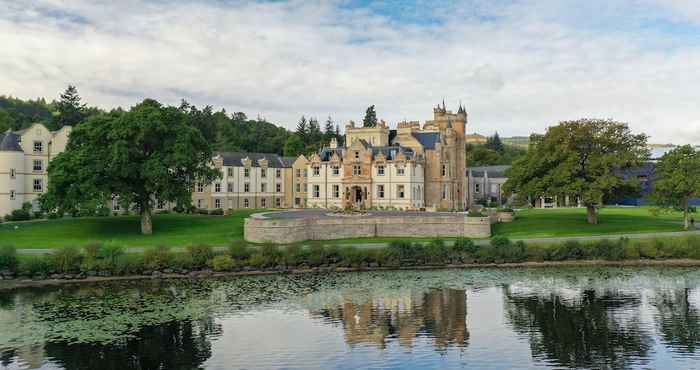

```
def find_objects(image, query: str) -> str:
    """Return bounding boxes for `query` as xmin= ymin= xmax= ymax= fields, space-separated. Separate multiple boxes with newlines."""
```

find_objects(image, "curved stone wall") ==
xmin=244 ymin=212 xmax=492 ymax=244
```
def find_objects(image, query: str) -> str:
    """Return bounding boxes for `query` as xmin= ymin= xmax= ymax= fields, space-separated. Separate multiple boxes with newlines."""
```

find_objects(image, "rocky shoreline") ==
xmin=2 ymin=258 xmax=700 ymax=291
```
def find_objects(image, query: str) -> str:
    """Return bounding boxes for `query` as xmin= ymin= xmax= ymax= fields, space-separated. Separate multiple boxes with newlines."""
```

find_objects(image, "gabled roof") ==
xmin=0 ymin=130 xmax=23 ymax=152
xmin=411 ymin=132 xmax=440 ymax=150
xmin=468 ymin=165 xmax=511 ymax=178
xmin=318 ymin=147 xmax=344 ymax=161
xmin=217 ymin=152 xmax=291 ymax=168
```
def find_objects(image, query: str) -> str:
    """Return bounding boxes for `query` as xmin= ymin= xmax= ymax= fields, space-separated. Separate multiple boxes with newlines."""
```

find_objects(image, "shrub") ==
xmin=52 ymin=246 xmax=82 ymax=273
xmin=100 ymin=244 xmax=125 ymax=265
xmin=281 ymin=244 xmax=305 ymax=267
xmin=452 ymin=238 xmax=478 ymax=256
xmin=389 ymin=240 xmax=414 ymax=260
xmin=7 ymin=208 xmax=31 ymax=221
xmin=424 ymin=239 xmax=450 ymax=264
xmin=210 ymin=208 xmax=224 ymax=216
xmin=196 ymin=209 xmax=210 ymax=215
xmin=95 ymin=207 xmax=111 ymax=217
xmin=170 ymin=253 xmax=195 ymax=270
xmin=307 ymin=243 xmax=328 ymax=266
xmin=635 ymin=241 xmax=658 ymax=259
xmin=229 ymin=242 xmax=252 ymax=261
xmin=338 ymin=246 xmax=364 ymax=267
xmin=18 ymin=257 xmax=52 ymax=276
xmin=550 ymin=240 xmax=587 ymax=261
xmin=489 ymin=236 xmax=526 ymax=262
xmin=594 ymin=239 xmax=625 ymax=261
xmin=0 ymin=246 xmax=18 ymax=271
xmin=111 ymin=255 xmax=145 ymax=275
xmin=187 ymin=244 xmax=214 ymax=268
xmin=260 ymin=244 xmax=282 ymax=267
xmin=211 ymin=254 xmax=235 ymax=271
xmin=144 ymin=245 xmax=172 ymax=270
xmin=47 ymin=212 xmax=62 ymax=219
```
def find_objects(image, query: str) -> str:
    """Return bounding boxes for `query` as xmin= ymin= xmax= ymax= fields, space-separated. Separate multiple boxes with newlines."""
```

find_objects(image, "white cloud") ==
xmin=0 ymin=0 xmax=699 ymax=144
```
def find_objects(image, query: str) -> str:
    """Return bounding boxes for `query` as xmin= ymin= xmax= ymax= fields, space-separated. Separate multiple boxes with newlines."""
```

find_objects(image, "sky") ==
xmin=1 ymin=0 xmax=700 ymax=144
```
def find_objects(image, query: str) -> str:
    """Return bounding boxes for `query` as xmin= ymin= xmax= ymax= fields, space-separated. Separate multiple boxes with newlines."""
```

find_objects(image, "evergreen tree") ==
xmin=295 ymin=115 xmax=308 ymax=145
xmin=55 ymin=85 xmax=87 ymax=129
xmin=308 ymin=117 xmax=322 ymax=146
xmin=362 ymin=105 xmax=377 ymax=127
xmin=485 ymin=132 xmax=505 ymax=153
xmin=323 ymin=116 xmax=334 ymax=140
xmin=335 ymin=124 xmax=344 ymax=146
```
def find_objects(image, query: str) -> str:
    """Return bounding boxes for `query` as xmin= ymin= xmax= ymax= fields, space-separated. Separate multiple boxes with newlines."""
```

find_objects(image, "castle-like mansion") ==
xmin=305 ymin=104 xmax=467 ymax=210
xmin=0 ymin=105 xmax=472 ymax=216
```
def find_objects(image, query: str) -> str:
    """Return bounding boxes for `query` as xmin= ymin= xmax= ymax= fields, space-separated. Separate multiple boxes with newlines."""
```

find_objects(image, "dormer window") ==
xmin=33 ymin=141 xmax=43 ymax=153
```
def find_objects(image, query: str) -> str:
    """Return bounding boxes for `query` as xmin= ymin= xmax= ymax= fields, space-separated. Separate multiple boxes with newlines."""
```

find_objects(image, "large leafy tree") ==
xmin=504 ymin=119 xmax=648 ymax=224
xmin=42 ymin=99 xmax=220 ymax=234
xmin=362 ymin=105 xmax=377 ymax=127
xmin=283 ymin=134 xmax=304 ymax=156
xmin=648 ymin=145 xmax=700 ymax=230
xmin=54 ymin=85 xmax=87 ymax=129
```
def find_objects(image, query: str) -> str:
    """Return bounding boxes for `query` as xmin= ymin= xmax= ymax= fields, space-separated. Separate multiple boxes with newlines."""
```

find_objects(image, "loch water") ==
xmin=2 ymin=267 xmax=700 ymax=369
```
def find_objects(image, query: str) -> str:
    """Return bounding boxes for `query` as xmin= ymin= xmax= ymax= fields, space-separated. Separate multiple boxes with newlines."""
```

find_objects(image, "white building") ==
xmin=0 ymin=123 xmax=71 ymax=216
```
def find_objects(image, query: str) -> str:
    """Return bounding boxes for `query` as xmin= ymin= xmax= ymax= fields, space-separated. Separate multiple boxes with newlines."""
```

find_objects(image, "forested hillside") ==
xmin=0 ymin=87 xmax=342 ymax=157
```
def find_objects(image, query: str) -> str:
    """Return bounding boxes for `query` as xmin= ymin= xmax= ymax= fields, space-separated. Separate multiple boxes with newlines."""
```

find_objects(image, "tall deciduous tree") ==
xmin=648 ymin=145 xmax=700 ymax=230
xmin=504 ymin=119 xmax=648 ymax=224
xmin=363 ymin=105 xmax=377 ymax=127
xmin=55 ymin=85 xmax=87 ymax=129
xmin=283 ymin=134 xmax=304 ymax=156
xmin=42 ymin=99 xmax=220 ymax=234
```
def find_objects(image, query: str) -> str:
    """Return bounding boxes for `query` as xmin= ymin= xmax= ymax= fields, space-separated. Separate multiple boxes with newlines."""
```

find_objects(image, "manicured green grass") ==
xmin=1 ymin=210 xmax=262 ymax=249
xmin=493 ymin=206 xmax=685 ymax=238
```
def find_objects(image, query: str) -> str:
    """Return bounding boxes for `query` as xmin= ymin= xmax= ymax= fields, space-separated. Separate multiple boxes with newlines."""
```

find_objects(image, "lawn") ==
xmin=0 ymin=209 xmax=261 ymax=249
xmin=492 ymin=206 xmax=686 ymax=238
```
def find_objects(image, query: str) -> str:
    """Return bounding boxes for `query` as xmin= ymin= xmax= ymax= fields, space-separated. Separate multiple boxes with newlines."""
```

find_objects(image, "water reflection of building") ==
xmin=310 ymin=289 xmax=468 ymax=350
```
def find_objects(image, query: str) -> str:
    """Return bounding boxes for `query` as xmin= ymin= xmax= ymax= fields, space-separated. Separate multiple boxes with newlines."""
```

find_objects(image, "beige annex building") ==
xmin=304 ymin=104 xmax=468 ymax=210
xmin=0 ymin=124 xmax=71 ymax=216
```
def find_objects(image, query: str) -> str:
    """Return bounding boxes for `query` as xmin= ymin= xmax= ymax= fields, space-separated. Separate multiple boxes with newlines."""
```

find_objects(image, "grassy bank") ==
xmin=0 ymin=206 xmax=688 ymax=249
xmin=493 ymin=206 xmax=684 ymax=238
xmin=0 ymin=210 xmax=261 ymax=248
xmin=2 ymin=235 xmax=700 ymax=282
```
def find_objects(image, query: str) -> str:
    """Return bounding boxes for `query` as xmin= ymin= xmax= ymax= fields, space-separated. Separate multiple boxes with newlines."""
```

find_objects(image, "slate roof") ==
xmin=468 ymin=165 xmax=511 ymax=178
xmin=217 ymin=152 xmax=292 ymax=168
xmin=411 ymin=132 xmax=440 ymax=150
xmin=372 ymin=146 xmax=414 ymax=160
xmin=319 ymin=147 xmax=344 ymax=161
xmin=0 ymin=130 xmax=23 ymax=152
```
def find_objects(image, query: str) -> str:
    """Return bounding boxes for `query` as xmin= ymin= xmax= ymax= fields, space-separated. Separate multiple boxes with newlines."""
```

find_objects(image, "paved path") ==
xmin=15 ymin=227 xmax=700 ymax=254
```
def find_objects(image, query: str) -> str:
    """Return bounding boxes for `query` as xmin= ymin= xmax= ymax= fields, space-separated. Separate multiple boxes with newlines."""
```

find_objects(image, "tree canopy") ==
xmin=503 ymin=119 xmax=649 ymax=224
xmin=54 ymin=85 xmax=87 ymax=129
xmin=362 ymin=105 xmax=377 ymax=127
xmin=41 ymin=99 xmax=220 ymax=234
xmin=484 ymin=132 xmax=505 ymax=153
xmin=648 ymin=145 xmax=700 ymax=230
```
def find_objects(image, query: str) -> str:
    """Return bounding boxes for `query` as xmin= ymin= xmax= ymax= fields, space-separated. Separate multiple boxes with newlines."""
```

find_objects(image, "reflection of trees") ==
xmin=654 ymin=288 xmax=700 ymax=354
xmin=44 ymin=318 xmax=219 ymax=370
xmin=504 ymin=288 xmax=652 ymax=369
xmin=311 ymin=289 xmax=468 ymax=350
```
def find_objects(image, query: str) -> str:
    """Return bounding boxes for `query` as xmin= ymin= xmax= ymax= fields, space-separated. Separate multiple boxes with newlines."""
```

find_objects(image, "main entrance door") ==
xmin=352 ymin=186 xmax=363 ymax=206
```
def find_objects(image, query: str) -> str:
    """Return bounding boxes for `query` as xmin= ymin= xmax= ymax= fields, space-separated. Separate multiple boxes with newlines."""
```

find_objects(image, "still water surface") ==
xmin=2 ymin=267 xmax=700 ymax=369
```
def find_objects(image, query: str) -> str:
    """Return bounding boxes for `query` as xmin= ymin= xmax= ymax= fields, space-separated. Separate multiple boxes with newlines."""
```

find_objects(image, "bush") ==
xmin=210 ymin=208 xmax=224 ymax=216
xmin=111 ymin=255 xmax=145 ymax=275
xmin=549 ymin=240 xmax=588 ymax=261
xmin=281 ymin=244 xmax=305 ymax=267
xmin=187 ymin=244 xmax=214 ymax=268
xmin=594 ymin=239 xmax=626 ymax=261
xmin=389 ymin=240 xmax=414 ymax=261
xmin=452 ymin=238 xmax=478 ymax=256
xmin=196 ymin=209 xmax=210 ymax=215
xmin=338 ymin=246 xmax=364 ymax=267
xmin=144 ymin=245 xmax=172 ymax=270
xmin=489 ymin=236 xmax=526 ymax=263
xmin=260 ymin=244 xmax=282 ymax=267
xmin=424 ymin=239 xmax=449 ymax=264
xmin=170 ymin=254 xmax=195 ymax=270
xmin=47 ymin=212 xmax=62 ymax=219
xmin=229 ymin=242 xmax=253 ymax=261
xmin=211 ymin=254 xmax=235 ymax=271
xmin=18 ymin=257 xmax=52 ymax=276
xmin=52 ymin=246 xmax=82 ymax=273
xmin=307 ymin=243 xmax=328 ymax=266
xmin=0 ymin=246 xmax=18 ymax=271
xmin=6 ymin=208 xmax=31 ymax=221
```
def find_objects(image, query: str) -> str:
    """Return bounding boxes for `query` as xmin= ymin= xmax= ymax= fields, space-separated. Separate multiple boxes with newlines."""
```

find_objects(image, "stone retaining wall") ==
xmin=245 ymin=213 xmax=492 ymax=243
